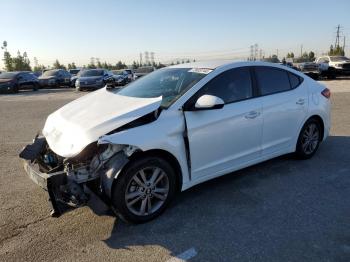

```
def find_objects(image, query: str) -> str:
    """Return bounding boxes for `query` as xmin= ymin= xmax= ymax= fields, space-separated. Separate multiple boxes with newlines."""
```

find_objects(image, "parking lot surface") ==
xmin=0 ymin=82 xmax=349 ymax=262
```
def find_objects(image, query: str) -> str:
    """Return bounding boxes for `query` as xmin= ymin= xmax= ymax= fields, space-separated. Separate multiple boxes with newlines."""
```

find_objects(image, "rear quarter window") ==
xmin=288 ymin=72 xmax=303 ymax=89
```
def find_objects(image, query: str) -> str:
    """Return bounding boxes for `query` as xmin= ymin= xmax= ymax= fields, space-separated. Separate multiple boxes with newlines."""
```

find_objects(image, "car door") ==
xmin=183 ymin=67 xmax=263 ymax=180
xmin=16 ymin=73 xmax=26 ymax=89
xmin=65 ymin=71 xmax=72 ymax=84
xmin=254 ymin=66 xmax=308 ymax=156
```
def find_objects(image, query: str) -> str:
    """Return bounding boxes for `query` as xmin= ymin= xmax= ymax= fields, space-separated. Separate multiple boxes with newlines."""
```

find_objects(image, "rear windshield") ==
xmin=69 ymin=69 xmax=80 ymax=74
xmin=80 ymin=70 xmax=104 ymax=77
xmin=0 ymin=72 xmax=17 ymax=79
xmin=42 ymin=70 xmax=58 ymax=77
xmin=330 ymin=56 xmax=350 ymax=62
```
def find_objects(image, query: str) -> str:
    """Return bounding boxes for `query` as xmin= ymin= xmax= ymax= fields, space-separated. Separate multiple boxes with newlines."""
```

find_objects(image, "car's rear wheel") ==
xmin=295 ymin=119 xmax=321 ymax=159
xmin=111 ymin=156 xmax=176 ymax=223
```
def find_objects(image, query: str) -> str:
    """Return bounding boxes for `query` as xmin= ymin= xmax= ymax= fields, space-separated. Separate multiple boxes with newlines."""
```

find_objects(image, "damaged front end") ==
xmin=19 ymin=136 xmax=135 ymax=217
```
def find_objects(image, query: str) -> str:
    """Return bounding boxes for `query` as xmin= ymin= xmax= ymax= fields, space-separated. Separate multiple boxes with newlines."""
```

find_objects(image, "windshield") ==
xmin=43 ymin=70 xmax=58 ymax=77
xmin=117 ymin=68 xmax=210 ymax=108
xmin=112 ymin=70 xmax=124 ymax=76
xmin=80 ymin=70 xmax=104 ymax=77
xmin=0 ymin=72 xmax=17 ymax=79
xmin=69 ymin=69 xmax=80 ymax=75
xmin=330 ymin=56 xmax=350 ymax=62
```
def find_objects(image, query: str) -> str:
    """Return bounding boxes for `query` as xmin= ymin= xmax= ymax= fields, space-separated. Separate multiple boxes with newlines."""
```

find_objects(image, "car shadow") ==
xmin=91 ymin=135 xmax=350 ymax=261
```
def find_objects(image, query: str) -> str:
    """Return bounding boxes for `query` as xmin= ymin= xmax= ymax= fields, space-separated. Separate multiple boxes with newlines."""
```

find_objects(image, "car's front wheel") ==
xmin=295 ymin=119 xmax=322 ymax=159
xmin=33 ymin=83 xmax=39 ymax=91
xmin=111 ymin=156 xmax=177 ymax=223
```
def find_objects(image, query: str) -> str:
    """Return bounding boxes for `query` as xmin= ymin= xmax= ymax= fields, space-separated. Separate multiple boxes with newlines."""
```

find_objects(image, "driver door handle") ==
xmin=296 ymin=98 xmax=305 ymax=105
xmin=244 ymin=111 xmax=260 ymax=119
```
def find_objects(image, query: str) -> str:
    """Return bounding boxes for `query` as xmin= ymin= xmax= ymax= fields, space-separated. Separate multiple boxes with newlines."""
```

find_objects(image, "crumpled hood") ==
xmin=42 ymin=87 xmax=162 ymax=158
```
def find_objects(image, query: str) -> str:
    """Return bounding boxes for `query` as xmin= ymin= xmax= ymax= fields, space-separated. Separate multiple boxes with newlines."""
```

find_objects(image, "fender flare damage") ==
xmin=98 ymin=144 xmax=139 ymax=198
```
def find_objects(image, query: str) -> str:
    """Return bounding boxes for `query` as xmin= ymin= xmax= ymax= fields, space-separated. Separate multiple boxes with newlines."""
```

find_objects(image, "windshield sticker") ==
xmin=188 ymin=68 xmax=213 ymax=74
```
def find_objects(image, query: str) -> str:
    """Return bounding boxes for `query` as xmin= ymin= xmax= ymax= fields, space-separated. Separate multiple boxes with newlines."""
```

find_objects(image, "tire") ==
xmin=327 ymin=74 xmax=336 ymax=80
xmin=12 ymin=85 xmax=19 ymax=94
xmin=295 ymin=119 xmax=322 ymax=159
xmin=111 ymin=156 xmax=177 ymax=223
xmin=32 ymin=83 xmax=39 ymax=91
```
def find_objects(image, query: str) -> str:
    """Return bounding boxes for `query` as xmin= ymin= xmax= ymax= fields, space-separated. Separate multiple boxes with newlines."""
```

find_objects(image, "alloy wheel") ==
xmin=125 ymin=167 xmax=169 ymax=216
xmin=301 ymin=123 xmax=320 ymax=155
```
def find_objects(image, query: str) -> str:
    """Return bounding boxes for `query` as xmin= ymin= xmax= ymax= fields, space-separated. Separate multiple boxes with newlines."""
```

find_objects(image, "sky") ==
xmin=0 ymin=0 xmax=350 ymax=69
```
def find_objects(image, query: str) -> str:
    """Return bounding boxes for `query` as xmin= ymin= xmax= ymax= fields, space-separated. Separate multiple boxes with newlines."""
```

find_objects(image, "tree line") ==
xmin=1 ymin=41 xmax=166 ymax=72
xmin=2 ymin=40 xmax=347 ymax=72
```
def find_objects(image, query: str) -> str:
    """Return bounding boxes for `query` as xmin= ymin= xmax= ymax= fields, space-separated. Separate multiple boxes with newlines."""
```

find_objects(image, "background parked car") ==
xmin=38 ymin=69 xmax=71 ymax=88
xmin=134 ymin=66 xmax=155 ymax=78
xmin=33 ymin=71 xmax=42 ymax=77
xmin=124 ymin=69 xmax=135 ymax=82
xmin=69 ymin=69 xmax=80 ymax=76
xmin=296 ymin=62 xmax=320 ymax=79
xmin=75 ymin=69 xmax=113 ymax=91
xmin=316 ymin=56 xmax=350 ymax=79
xmin=111 ymin=70 xmax=129 ymax=86
xmin=0 ymin=71 xmax=39 ymax=93
xmin=69 ymin=69 xmax=81 ymax=87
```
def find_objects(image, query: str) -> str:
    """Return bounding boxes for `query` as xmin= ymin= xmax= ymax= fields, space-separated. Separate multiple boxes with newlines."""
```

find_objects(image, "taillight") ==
xmin=321 ymin=88 xmax=331 ymax=99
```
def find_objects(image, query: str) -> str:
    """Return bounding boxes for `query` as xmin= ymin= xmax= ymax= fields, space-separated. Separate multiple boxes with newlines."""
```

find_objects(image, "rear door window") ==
xmin=254 ymin=67 xmax=291 ymax=96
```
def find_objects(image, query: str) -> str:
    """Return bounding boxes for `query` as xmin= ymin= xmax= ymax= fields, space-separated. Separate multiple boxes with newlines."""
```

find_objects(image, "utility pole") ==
xmin=250 ymin=45 xmax=254 ymax=61
xmin=335 ymin=24 xmax=341 ymax=48
xmin=150 ymin=52 xmax=155 ymax=65
xmin=300 ymin=45 xmax=303 ymax=57
xmin=254 ymin=44 xmax=258 ymax=61
xmin=144 ymin=51 xmax=149 ymax=65
xmin=139 ymin=53 xmax=143 ymax=66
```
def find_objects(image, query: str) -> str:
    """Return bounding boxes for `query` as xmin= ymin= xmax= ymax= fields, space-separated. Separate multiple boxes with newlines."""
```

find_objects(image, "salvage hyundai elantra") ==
xmin=20 ymin=61 xmax=331 ymax=223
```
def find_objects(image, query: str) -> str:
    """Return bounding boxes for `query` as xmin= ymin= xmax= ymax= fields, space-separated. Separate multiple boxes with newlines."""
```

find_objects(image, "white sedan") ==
xmin=20 ymin=60 xmax=331 ymax=223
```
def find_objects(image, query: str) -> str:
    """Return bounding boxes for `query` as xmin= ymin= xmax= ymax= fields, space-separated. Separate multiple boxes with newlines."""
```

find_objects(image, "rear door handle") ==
xmin=245 ymin=111 xmax=260 ymax=119
xmin=296 ymin=98 xmax=305 ymax=105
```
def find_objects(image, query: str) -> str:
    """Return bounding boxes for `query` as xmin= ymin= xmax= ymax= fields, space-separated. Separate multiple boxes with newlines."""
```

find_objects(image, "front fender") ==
xmin=98 ymin=110 xmax=190 ymax=192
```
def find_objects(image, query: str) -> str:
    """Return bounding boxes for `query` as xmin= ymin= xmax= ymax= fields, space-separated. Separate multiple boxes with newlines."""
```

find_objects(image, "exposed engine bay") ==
xmin=20 ymin=136 xmax=138 ymax=216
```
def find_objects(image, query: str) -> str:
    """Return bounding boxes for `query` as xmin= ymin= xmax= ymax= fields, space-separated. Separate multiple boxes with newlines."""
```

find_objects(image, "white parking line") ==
xmin=166 ymin=248 xmax=197 ymax=262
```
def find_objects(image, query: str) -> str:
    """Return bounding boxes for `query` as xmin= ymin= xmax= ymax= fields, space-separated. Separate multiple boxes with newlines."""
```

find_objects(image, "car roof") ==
xmin=168 ymin=60 xmax=237 ymax=70
xmin=168 ymin=60 xmax=299 ymax=71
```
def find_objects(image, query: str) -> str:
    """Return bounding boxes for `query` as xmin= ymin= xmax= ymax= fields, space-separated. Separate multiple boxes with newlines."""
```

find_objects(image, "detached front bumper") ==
xmin=22 ymin=160 xmax=67 ymax=216
xmin=19 ymin=136 xmax=88 ymax=217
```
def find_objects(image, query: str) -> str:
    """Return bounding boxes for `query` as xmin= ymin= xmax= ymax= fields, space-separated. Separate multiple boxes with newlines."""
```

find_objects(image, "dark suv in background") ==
xmin=38 ymin=69 xmax=71 ymax=88
xmin=0 ymin=71 xmax=39 ymax=93
xmin=69 ymin=69 xmax=81 ymax=87
xmin=75 ymin=69 xmax=113 ymax=91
